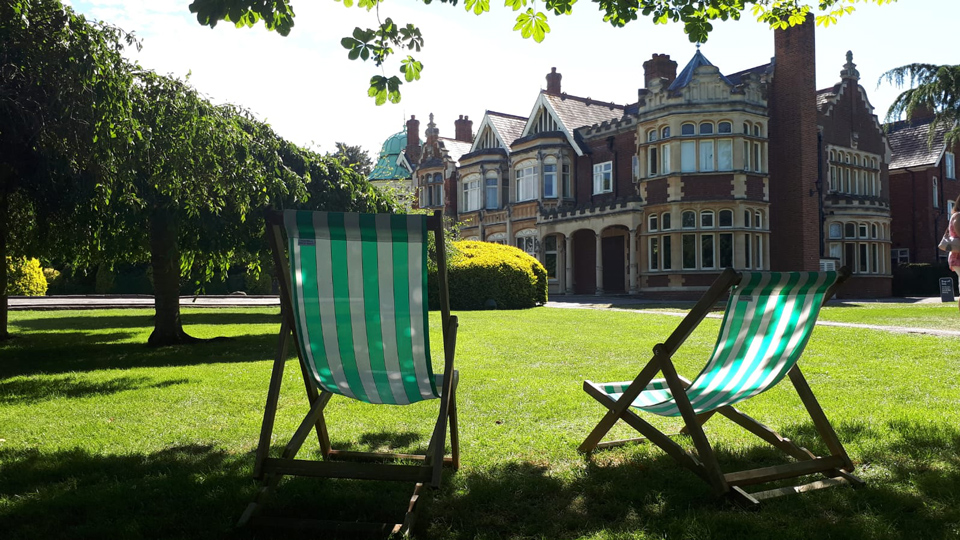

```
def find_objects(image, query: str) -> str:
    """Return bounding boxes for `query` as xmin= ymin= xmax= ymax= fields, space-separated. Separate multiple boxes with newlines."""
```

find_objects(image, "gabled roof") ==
xmin=439 ymin=138 xmax=473 ymax=165
xmin=668 ymin=49 xmax=733 ymax=91
xmin=726 ymin=62 xmax=771 ymax=86
xmin=816 ymin=87 xmax=837 ymax=110
xmin=470 ymin=110 xmax=528 ymax=152
xmin=886 ymin=117 xmax=948 ymax=170
xmin=523 ymin=92 xmax=623 ymax=155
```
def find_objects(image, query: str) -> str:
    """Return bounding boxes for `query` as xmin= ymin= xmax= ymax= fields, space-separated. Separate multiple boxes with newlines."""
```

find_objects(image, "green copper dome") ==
xmin=369 ymin=128 xmax=419 ymax=181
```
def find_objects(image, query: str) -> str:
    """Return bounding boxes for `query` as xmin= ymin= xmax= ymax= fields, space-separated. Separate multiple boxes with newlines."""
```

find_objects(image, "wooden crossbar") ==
xmin=723 ymin=455 xmax=845 ymax=487
xmin=261 ymin=458 xmax=432 ymax=483
xmin=326 ymin=449 xmax=455 ymax=465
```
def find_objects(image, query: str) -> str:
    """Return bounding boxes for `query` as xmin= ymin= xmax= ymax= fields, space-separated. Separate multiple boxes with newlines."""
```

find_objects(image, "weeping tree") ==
xmin=881 ymin=64 xmax=960 ymax=146
xmin=0 ymin=0 xmax=136 ymax=340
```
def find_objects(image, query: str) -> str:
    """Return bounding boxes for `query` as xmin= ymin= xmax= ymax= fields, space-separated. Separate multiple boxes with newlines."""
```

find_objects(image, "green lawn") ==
xmin=615 ymin=301 xmax=960 ymax=332
xmin=1 ymin=307 xmax=959 ymax=539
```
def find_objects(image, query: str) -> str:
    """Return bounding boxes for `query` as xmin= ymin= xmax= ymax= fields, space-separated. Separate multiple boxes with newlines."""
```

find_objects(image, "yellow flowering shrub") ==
xmin=5 ymin=257 xmax=48 ymax=296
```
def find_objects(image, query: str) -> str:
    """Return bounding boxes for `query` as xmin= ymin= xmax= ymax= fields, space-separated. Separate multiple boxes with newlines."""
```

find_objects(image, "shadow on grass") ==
xmin=3 ymin=422 xmax=960 ymax=540
xmin=10 ymin=311 xmax=281 ymax=332
xmin=0 ymin=375 xmax=191 ymax=404
xmin=0 ymin=331 xmax=277 ymax=379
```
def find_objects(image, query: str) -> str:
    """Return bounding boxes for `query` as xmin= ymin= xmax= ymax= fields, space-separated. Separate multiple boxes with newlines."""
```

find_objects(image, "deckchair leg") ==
xmin=788 ymin=366 xmax=858 ymax=475
xmin=253 ymin=323 xmax=292 ymax=480
xmin=449 ymin=374 xmax=460 ymax=471
xmin=238 ymin=394 xmax=332 ymax=527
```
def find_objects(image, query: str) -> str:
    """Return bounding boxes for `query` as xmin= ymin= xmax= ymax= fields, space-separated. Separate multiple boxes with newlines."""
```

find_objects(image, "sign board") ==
xmin=940 ymin=277 xmax=955 ymax=303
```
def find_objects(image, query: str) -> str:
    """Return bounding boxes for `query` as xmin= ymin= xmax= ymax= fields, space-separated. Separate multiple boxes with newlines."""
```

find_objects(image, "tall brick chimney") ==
xmin=768 ymin=14 xmax=819 ymax=271
xmin=546 ymin=67 xmax=562 ymax=95
xmin=405 ymin=115 xmax=421 ymax=165
xmin=454 ymin=115 xmax=473 ymax=143
xmin=643 ymin=54 xmax=678 ymax=88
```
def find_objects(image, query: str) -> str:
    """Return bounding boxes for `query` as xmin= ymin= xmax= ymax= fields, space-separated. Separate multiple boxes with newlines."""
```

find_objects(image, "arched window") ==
xmin=662 ymin=212 xmax=672 ymax=230
xmin=700 ymin=210 xmax=715 ymax=228
xmin=648 ymin=213 xmax=658 ymax=232
xmin=661 ymin=126 xmax=671 ymax=138
xmin=682 ymin=210 xmax=696 ymax=228
xmin=699 ymin=122 xmax=714 ymax=135
xmin=743 ymin=122 xmax=750 ymax=134
xmin=753 ymin=125 xmax=761 ymax=137
xmin=681 ymin=123 xmax=695 ymax=136
xmin=744 ymin=209 xmax=752 ymax=228
xmin=754 ymin=211 xmax=763 ymax=229
xmin=830 ymin=150 xmax=836 ymax=162
xmin=718 ymin=121 xmax=732 ymax=134
xmin=871 ymin=224 xmax=878 ymax=238
xmin=844 ymin=223 xmax=856 ymax=238
xmin=718 ymin=209 xmax=733 ymax=227
xmin=647 ymin=129 xmax=658 ymax=142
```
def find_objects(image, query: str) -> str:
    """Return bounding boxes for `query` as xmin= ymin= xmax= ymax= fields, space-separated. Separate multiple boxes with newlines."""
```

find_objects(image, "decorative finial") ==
xmin=841 ymin=50 xmax=859 ymax=81
xmin=696 ymin=42 xmax=701 ymax=50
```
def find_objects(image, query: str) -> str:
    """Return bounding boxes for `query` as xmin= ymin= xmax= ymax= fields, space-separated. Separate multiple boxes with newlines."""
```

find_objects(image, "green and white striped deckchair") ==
xmin=579 ymin=268 xmax=863 ymax=505
xmin=240 ymin=210 xmax=459 ymax=535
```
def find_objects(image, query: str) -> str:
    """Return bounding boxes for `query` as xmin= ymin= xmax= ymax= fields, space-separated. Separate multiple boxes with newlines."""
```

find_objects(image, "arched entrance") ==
xmin=572 ymin=229 xmax=596 ymax=294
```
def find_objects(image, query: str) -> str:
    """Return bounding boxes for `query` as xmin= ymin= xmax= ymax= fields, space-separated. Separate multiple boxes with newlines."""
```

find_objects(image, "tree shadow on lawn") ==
xmin=0 ymin=374 xmax=191 ymax=404
xmin=2 ymin=421 xmax=959 ymax=540
xmin=0 ymin=331 xmax=277 ymax=379
xmin=10 ymin=310 xmax=281 ymax=332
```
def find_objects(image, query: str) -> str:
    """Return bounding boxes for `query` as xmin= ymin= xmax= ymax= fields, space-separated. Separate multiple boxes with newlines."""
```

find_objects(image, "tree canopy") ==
xmin=188 ymin=0 xmax=896 ymax=104
xmin=881 ymin=64 xmax=960 ymax=147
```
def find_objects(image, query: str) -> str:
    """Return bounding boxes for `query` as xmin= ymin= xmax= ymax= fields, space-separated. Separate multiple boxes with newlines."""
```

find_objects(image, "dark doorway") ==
xmin=572 ymin=230 xmax=596 ymax=294
xmin=602 ymin=235 xmax=625 ymax=293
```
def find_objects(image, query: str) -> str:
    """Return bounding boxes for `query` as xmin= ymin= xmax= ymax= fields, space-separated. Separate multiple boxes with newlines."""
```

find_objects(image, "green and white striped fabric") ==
xmin=283 ymin=210 xmax=440 ymax=405
xmin=599 ymin=271 xmax=838 ymax=417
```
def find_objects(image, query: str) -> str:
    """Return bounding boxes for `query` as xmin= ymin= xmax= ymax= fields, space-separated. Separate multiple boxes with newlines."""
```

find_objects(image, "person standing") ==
xmin=939 ymin=194 xmax=960 ymax=311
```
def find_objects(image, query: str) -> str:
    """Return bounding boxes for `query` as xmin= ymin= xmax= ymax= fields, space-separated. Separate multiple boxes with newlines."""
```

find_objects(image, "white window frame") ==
xmin=947 ymin=152 xmax=956 ymax=179
xmin=462 ymin=176 xmax=481 ymax=212
xmin=543 ymin=159 xmax=558 ymax=199
xmin=662 ymin=144 xmax=672 ymax=174
xmin=516 ymin=164 xmax=538 ymax=202
xmin=700 ymin=140 xmax=715 ymax=172
xmin=717 ymin=139 xmax=733 ymax=171
xmin=593 ymin=161 xmax=613 ymax=194
xmin=485 ymin=173 xmax=499 ymax=210
xmin=681 ymin=141 xmax=696 ymax=172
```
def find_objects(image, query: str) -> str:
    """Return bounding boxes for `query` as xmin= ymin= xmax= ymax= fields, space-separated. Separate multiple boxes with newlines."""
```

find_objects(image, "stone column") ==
xmin=565 ymin=235 xmax=574 ymax=294
xmin=595 ymin=232 xmax=604 ymax=295
xmin=628 ymin=229 xmax=638 ymax=294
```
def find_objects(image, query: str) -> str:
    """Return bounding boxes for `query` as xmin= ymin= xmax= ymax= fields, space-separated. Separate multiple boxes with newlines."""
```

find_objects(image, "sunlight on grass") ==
xmin=2 ymin=306 xmax=959 ymax=539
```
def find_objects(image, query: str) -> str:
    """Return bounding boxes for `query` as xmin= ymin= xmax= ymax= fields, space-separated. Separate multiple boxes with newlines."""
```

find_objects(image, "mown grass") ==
xmin=614 ymin=300 xmax=960 ymax=332
xmin=1 ymin=306 xmax=959 ymax=539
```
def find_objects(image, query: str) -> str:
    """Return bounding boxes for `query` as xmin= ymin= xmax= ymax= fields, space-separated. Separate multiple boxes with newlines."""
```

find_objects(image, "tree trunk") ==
xmin=147 ymin=204 xmax=196 ymax=347
xmin=0 ymin=186 xmax=9 ymax=341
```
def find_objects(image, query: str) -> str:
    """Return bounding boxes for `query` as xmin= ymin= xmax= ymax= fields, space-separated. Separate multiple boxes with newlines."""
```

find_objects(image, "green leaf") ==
xmin=400 ymin=56 xmax=423 ymax=82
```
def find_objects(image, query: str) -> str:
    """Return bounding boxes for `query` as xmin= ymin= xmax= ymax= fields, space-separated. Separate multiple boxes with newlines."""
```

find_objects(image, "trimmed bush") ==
xmin=6 ymin=257 xmax=48 ymax=296
xmin=445 ymin=241 xmax=547 ymax=310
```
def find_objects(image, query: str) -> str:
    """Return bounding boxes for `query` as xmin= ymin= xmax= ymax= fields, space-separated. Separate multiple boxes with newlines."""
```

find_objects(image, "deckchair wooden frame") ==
xmin=238 ymin=210 xmax=459 ymax=535
xmin=579 ymin=267 xmax=863 ymax=505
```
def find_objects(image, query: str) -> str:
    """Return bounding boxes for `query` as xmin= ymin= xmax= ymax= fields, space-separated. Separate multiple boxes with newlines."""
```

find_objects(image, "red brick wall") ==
xmin=746 ymin=176 xmax=766 ymax=200
xmin=769 ymin=16 xmax=820 ymax=271
xmin=890 ymin=167 xmax=954 ymax=264
xmin=645 ymin=178 xmax=669 ymax=205
xmin=682 ymin=175 xmax=734 ymax=200
xmin=577 ymin=131 xmax=636 ymax=206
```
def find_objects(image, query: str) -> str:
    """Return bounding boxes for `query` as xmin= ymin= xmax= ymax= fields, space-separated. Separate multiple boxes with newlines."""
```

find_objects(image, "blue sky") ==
xmin=69 ymin=0 xmax=950 ymax=159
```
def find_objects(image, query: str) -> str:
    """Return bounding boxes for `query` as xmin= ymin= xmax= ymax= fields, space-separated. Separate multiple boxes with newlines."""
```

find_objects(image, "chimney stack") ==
xmin=768 ymin=14 xmax=819 ymax=271
xmin=643 ymin=54 xmax=678 ymax=88
xmin=546 ymin=67 xmax=562 ymax=95
xmin=405 ymin=115 xmax=421 ymax=165
xmin=454 ymin=115 xmax=473 ymax=143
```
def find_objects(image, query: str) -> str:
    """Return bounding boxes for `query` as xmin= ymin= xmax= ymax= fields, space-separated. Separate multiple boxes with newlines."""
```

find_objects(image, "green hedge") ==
xmin=6 ymin=257 xmax=48 ymax=296
xmin=892 ymin=262 xmax=955 ymax=296
xmin=437 ymin=241 xmax=547 ymax=310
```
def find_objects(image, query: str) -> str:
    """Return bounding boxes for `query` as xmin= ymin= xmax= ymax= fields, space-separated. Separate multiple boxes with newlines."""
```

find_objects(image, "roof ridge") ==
xmin=545 ymin=91 xmax=624 ymax=109
xmin=486 ymin=110 xmax=528 ymax=120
